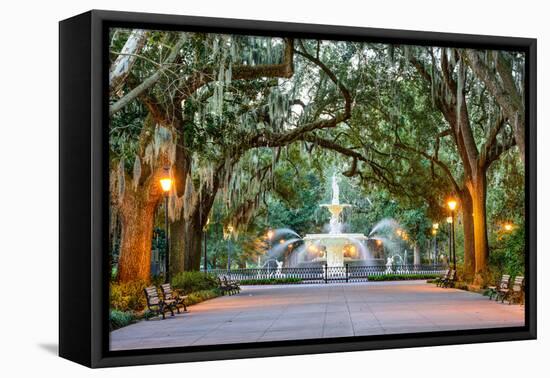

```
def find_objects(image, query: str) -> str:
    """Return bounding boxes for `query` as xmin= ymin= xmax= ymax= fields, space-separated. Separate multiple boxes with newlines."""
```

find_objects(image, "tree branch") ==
xmin=395 ymin=141 xmax=461 ymax=193
xmin=110 ymin=35 xmax=187 ymax=115
xmin=176 ymin=38 xmax=295 ymax=103
xmin=109 ymin=30 xmax=149 ymax=93
xmin=294 ymin=40 xmax=352 ymax=116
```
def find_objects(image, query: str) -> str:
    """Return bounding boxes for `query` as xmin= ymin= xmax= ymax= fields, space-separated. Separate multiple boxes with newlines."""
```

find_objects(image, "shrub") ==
xmin=239 ymin=277 xmax=303 ymax=285
xmin=185 ymin=289 xmax=222 ymax=305
xmin=110 ymin=279 xmax=148 ymax=312
xmin=110 ymin=310 xmax=136 ymax=331
xmin=171 ymin=271 xmax=218 ymax=294
xmin=368 ymin=274 xmax=440 ymax=281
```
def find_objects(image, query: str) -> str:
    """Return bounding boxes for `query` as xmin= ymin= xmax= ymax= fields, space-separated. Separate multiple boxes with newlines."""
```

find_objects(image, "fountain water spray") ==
xmin=300 ymin=174 xmax=369 ymax=268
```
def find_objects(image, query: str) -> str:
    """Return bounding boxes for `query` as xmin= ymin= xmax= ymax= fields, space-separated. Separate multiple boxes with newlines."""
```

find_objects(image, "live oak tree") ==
xmin=109 ymin=30 xmax=525 ymax=286
xmin=406 ymin=47 xmax=519 ymax=284
xmin=463 ymin=50 xmax=525 ymax=161
xmin=316 ymin=45 xmax=522 ymax=283
xmin=110 ymin=32 xmax=359 ymax=281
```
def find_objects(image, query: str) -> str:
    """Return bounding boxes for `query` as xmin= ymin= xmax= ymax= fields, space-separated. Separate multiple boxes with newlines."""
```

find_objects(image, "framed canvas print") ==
xmin=59 ymin=10 xmax=536 ymax=368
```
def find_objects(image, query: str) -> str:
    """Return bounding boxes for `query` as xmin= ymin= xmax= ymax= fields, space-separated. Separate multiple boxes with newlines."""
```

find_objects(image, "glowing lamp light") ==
xmin=447 ymin=199 xmax=458 ymax=211
xmin=266 ymin=229 xmax=274 ymax=240
xmin=432 ymin=229 xmax=437 ymax=236
xmin=376 ymin=239 xmax=382 ymax=246
xmin=160 ymin=178 xmax=172 ymax=192
xmin=432 ymin=223 xmax=439 ymax=230
xmin=504 ymin=223 xmax=513 ymax=232
xmin=280 ymin=239 xmax=285 ymax=244
xmin=446 ymin=216 xmax=453 ymax=224
xmin=159 ymin=167 xmax=173 ymax=192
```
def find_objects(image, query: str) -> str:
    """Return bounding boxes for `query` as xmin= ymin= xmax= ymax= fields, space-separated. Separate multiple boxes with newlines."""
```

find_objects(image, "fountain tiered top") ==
xmin=301 ymin=174 xmax=367 ymax=267
xmin=319 ymin=175 xmax=352 ymax=234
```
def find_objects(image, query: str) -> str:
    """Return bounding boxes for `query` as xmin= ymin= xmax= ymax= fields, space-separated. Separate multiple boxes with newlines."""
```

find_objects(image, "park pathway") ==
xmin=110 ymin=281 xmax=524 ymax=350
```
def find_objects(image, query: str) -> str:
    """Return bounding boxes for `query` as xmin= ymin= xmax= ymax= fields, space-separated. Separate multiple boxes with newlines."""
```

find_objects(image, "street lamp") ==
xmin=503 ymin=222 xmax=514 ymax=232
xmin=160 ymin=167 xmax=172 ymax=283
xmin=432 ymin=223 xmax=439 ymax=266
xmin=203 ymin=217 xmax=210 ymax=273
xmin=446 ymin=217 xmax=452 ymax=267
xmin=447 ymin=199 xmax=458 ymax=271
xmin=431 ymin=225 xmax=438 ymax=267
xmin=225 ymin=225 xmax=234 ymax=272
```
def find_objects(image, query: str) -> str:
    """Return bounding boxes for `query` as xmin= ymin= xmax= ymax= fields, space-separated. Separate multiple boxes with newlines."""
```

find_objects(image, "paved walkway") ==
xmin=110 ymin=281 xmax=524 ymax=350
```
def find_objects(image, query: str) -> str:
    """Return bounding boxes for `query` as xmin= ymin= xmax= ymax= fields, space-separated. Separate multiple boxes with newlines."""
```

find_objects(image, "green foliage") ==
xmin=185 ymin=289 xmax=222 ymax=305
xmin=368 ymin=274 xmax=440 ymax=281
xmin=171 ymin=272 xmax=219 ymax=294
xmin=239 ymin=277 xmax=303 ymax=285
xmin=488 ymin=225 xmax=525 ymax=283
xmin=109 ymin=310 xmax=136 ymax=331
xmin=110 ymin=280 xmax=148 ymax=312
xmin=109 ymin=29 xmax=526 ymax=284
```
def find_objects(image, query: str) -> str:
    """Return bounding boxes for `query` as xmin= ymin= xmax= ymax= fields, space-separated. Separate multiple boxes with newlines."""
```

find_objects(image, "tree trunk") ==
xmin=170 ymin=216 xmax=186 ymax=275
xmin=114 ymin=115 xmax=172 ymax=283
xmin=170 ymin=215 xmax=203 ymax=273
xmin=413 ymin=242 xmax=421 ymax=266
xmin=460 ymin=189 xmax=475 ymax=281
xmin=471 ymin=170 xmax=489 ymax=286
xmin=118 ymin=190 xmax=158 ymax=282
xmin=170 ymin=197 xmax=210 ymax=273
xmin=183 ymin=211 xmax=203 ymax=271
xmin=169 ymin=141 xmax=192 ymax=275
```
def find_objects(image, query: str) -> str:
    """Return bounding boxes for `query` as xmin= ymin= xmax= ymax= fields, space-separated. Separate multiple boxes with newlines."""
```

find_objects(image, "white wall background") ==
xmin=0 ymin=0 xmax=545 ymax=376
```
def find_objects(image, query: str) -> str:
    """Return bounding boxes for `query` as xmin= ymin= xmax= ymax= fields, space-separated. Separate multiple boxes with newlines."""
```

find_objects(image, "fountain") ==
xmin=301 ymin=175 xmax=369 ymax=268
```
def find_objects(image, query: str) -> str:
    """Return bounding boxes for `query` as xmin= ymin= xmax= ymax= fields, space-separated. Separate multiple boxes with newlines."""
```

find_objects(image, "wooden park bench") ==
xmin=440 ymin=270 xmax=457 ymax=288
xmin=217 ymin=276 xmax=233 ymax=295
xmin=434 ymin=268 xmax=451 ymax=287
xmin=487 ymin=274 xmax=510 ymax=300
xmin=143 ymin=286 xmax=175 ymax=320
xmin=500 ymin=276 xmax=525 ymax=305
xmin=160 ymin=283 xmax=188 ymax=313
xmin=223 ymin=275 xmax=240 ymax=295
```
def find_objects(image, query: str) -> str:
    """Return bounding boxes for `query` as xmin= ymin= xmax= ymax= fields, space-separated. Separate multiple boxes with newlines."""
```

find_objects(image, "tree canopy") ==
xmin=109 ymin=28 xmax=525 ymax=286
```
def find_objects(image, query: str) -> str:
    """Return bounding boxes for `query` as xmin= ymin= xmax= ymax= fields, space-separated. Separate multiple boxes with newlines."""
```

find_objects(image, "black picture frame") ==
xmin=59 ymin=9 xmax=537 ymax=368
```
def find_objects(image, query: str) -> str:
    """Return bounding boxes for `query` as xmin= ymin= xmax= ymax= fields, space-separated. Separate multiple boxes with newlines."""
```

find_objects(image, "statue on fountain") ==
xmin=385 ymin=256 xmax=394 ymax=273
xmin=331 ymin=174 xmax=340 ymax=205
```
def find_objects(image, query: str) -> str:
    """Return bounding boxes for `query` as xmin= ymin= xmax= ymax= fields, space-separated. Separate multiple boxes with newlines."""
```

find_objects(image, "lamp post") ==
xmin=203 ymin=217 xmax=210 ymax=273
xmin=432 ymin=223 xmax=439 ymax=267
xmin=446 ymin=216 xmax=452 ymax=266
xmin=159 ymin=168 xmax=173 ymax=283
xmin=265 ymin=229 xmax=274 ymax=267
xmin=447 ymin=199 xmax=458 ymax=271
xmin=226 ymin=225 xmax=234 ymax=272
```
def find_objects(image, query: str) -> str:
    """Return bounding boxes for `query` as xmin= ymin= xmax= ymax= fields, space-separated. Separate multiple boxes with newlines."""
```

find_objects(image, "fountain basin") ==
xmin=303 ymin=233 xmax=367 ymax=267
